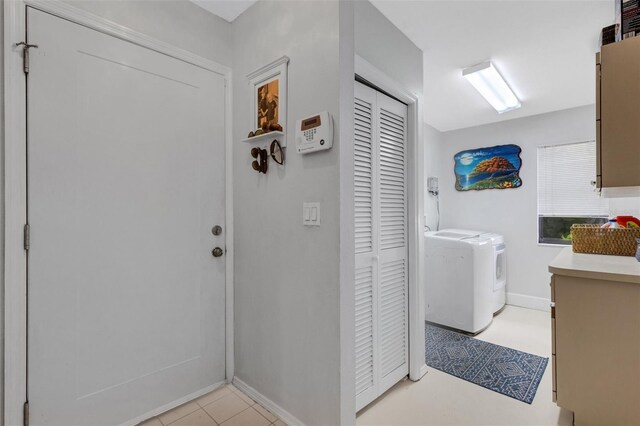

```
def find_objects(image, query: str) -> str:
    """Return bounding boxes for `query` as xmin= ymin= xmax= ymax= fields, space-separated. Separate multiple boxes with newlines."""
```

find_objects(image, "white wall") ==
xmin=437 ymin=105 xmax=597 ymax=309
xmin=608 ymin=197 xmax=640 ymax=218
xmin=424 ymin=124 xmax=443 ymax=231
xmin=231 ymin=2 xmax=343 ymax=425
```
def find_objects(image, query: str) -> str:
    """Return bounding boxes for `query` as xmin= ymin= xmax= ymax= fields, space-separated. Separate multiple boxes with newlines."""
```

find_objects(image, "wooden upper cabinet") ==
xmin=600 ymin=37 xmax=640 ymax=188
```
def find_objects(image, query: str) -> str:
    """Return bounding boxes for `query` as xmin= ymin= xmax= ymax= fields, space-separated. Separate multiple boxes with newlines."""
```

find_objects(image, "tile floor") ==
xmin=140 ymin=384 xmax=286 ymax=426
xmin=142 ymin=306 xmax=570 ymax=426
xmin=356 ymin=305 xmax=575 ymax=426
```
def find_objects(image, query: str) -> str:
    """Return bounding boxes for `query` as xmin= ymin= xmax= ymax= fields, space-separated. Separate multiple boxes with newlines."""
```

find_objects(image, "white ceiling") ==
xmin=191 ymin=0 xmax=257 ymax=22
xmin=371 ymin=0 xmax=614 ymax=132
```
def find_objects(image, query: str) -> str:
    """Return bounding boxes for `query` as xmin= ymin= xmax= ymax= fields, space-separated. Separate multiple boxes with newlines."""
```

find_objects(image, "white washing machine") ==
xmin=447 ymin=229 xmax=507 ymax=314
xmin=424 ymin=230 xmax=494 ymax=334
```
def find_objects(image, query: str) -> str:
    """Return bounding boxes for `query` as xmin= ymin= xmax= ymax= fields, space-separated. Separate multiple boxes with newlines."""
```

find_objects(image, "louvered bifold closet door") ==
xmin=354 ymin=82 xmax=379 ymax=412
xmin=354 ymin=82 xmax=408 ymax=412
xmin=376 ymin=92 xmax=408 ymax=393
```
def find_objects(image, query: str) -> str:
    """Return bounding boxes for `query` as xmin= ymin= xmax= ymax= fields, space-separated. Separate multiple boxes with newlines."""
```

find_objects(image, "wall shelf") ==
xmin=241 ymin=131 xmax=286 ymax=147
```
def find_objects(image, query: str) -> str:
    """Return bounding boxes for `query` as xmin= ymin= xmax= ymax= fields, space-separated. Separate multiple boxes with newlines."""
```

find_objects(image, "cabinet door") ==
xmin=554 ymin=275 xmax=640 ymax=424
xmin=550 ymin=276 xmax=557 ymax=402
xmin=596 ymin=55 xmax=602 ymax=189
xmin=601 ymin=37 xmax=640 ymax=188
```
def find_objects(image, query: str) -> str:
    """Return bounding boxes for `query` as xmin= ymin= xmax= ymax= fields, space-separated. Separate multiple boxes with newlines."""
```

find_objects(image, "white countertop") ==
xmin=549 ymin=247 xmax=640 ymax=284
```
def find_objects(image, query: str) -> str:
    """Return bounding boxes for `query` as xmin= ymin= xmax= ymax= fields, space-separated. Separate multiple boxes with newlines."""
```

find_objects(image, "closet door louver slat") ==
xmin=354 ymin=96 xmax=374 ymax=255
xmin=379 ymin=259 xmax=407 ymax=377
xmin=378 ymin=106 xmax=406 ymax=252
xmin=355 ymin=266 xmax=375 ymax=396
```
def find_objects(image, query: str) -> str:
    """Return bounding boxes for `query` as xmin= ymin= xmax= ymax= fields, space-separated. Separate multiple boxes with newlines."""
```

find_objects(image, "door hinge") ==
xmin=24 ymin=224 xmax=30 ymax=251
xmin=23 ymin=401 xmax=29 ymax=426
xmin=15 ymin=42 xmax=38 ymax=74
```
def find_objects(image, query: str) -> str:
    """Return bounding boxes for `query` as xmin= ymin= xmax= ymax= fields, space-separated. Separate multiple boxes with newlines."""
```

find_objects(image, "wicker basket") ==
xmin=571 ymin=224 xmax=640 ymax=256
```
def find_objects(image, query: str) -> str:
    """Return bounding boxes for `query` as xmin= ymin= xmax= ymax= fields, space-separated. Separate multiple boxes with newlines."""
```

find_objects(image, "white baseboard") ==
xmin=122 ymin=381 xmax=226 ymax=426
xmin=232 ymin=377 xmax=305 ymax=426
xmin=506 ymin=292 xmax=551 ymax=312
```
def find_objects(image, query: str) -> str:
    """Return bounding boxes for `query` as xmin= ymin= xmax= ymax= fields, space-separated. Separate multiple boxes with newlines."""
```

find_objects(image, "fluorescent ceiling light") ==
xmin=462 ymin=61 xmax=521 ymax=114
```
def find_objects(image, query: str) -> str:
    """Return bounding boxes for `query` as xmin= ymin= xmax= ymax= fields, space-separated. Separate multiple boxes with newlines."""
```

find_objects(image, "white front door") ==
xmin=26 ymin=7 xmax=227 ymax=425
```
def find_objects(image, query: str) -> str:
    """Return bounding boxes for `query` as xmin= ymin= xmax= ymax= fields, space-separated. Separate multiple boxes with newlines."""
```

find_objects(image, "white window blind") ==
xmin=537 ymin=141 xmax=608 ymax=216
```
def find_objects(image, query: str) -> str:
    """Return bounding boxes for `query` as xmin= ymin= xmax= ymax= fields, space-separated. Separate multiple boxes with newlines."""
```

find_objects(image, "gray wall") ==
xmin=438 ymin=106 xmax=595 ymax=307
xmin=338 ymin=1 xmax=355 ymax=423
xmin=1 ymin=3 xmax=4 ymax=421
xmin=64 ymin=0 xmax=233 ymax=66
xmin=231 ymin=1 xmax=343 ymax=425
xmin=354 ymin=1 xmax=423 ymax=96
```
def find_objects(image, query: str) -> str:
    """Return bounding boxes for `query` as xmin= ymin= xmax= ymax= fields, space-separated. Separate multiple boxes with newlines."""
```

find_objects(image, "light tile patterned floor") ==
xmin=356 ymin=306 xmax=574 ymax=426
xmin=140 ymin=384 xmax=287 ymax=426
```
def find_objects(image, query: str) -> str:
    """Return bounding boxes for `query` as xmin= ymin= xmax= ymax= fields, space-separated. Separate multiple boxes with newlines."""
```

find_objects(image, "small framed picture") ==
xmin=247 ymin=56 xmax=289 ymax=140
xmin=256 ymin=79 xmax=279 ymax=130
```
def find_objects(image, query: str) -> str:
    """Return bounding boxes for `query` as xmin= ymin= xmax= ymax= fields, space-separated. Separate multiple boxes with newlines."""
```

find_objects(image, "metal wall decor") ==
xmin=250 ymin=140 xmax=284 ymax=174
xmin=251 ymin=147 xmax=268 ymax=174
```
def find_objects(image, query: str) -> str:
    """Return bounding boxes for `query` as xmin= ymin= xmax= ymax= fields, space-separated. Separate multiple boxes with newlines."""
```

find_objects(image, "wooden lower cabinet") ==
xmin=552 ymin=274 xmax=640 ymax=425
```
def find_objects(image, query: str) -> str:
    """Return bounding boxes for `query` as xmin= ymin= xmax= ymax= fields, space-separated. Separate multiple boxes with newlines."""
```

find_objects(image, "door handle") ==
xmin=212 ymin=247 xmax=224 ymax=258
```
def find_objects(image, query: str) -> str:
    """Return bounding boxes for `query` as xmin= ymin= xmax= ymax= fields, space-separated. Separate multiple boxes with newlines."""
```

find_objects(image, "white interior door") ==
xmin=26 ymin=8 xmax=227 ymax=425
xmin=354 ymin=81 xmax=408 ymax=412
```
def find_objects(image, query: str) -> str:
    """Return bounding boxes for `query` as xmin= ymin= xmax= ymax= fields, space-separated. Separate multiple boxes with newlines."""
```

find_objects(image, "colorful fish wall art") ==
xmin=454 ymin=144 xmax=523 ymax=191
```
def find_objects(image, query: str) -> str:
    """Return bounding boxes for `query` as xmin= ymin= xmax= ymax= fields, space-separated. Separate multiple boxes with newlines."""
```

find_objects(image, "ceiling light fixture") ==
xmin=462 ymin=61 xmax=521 ymax=114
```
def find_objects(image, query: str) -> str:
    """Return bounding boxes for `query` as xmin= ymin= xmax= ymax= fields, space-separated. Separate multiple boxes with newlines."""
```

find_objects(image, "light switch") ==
xmin=303 ymin=202 xmax=320 ymax=226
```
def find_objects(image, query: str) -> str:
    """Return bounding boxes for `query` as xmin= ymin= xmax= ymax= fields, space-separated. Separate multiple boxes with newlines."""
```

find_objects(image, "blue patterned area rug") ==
xmin=425 ymin=323 xmax=548 ymax=404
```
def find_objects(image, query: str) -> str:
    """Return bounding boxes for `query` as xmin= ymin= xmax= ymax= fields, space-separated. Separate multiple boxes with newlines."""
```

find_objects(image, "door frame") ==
xmin=354 ymin=55 xmax=427 ymax=384
xmin=3 ymin=1 xmax=234 ymax=424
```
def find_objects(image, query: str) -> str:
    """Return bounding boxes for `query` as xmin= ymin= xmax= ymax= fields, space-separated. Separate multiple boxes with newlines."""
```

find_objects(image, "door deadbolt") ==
xmin=211 ymin=225 xmax=223 ymax=236
xmin=212 ymin=247 xmax=224 ymax=257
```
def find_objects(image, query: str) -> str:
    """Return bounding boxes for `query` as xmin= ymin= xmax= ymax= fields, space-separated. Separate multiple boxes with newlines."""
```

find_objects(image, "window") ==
xmin=537 ymin=141 xmax=608 ymax=245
